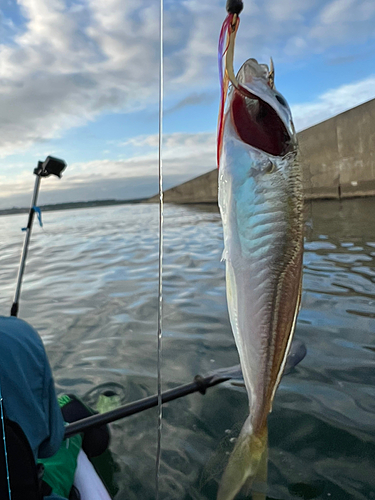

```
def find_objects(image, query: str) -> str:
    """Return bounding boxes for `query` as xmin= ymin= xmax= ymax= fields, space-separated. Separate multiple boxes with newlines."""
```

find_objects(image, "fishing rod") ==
xmin=10 ymin=156 xmax=67 ymax=318
xmin=64 ymin=367 xmax=234 ymax=439
xmin=64 ymin=338 xmax=306 ymax=439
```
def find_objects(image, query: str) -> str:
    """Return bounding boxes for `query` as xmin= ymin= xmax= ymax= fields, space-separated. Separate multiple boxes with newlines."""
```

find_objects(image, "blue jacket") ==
xmin=0 ymin=316 xmax=66 ymax=499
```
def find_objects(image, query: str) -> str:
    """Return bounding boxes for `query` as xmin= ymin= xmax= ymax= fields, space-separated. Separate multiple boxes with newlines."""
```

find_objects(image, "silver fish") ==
xmin=217 ymin=58 xmax=303 ymax=500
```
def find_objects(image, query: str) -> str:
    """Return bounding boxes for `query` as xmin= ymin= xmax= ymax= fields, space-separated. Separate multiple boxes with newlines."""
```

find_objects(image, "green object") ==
xmin=58 ymin=394 xmax=73 ymax=408
xmin=39 ymin=393 xmax=119 ymax=498
xmin=93 ymin=392 xmax=121 ymax=497
xmin=39 ymin=434 xmax=82 ymax=498
xmin=38 ymin=395 xmax=82 ymax=498
xmin=96 ymin=393 xmax=121 ymax=414
xmin=91 ymin=449 xmax=120 ymax=498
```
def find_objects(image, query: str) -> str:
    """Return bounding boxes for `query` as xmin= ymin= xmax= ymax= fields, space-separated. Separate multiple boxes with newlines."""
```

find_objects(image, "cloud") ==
xmin=265 ymin=0 xmax=316 ymax=22
xmin=0 ymin=131 xmax=216 ymax=207
xmin=165 ymin=92 xmax=215 ymax=115
xmin=235 ymin=0 xmax=375 ymax=60
xmin=292 ymin=75 xmax=375 ymax=130
xmin=71 ymin=132 xmax=216 ymax=180
xmin=120 ymin=135 xmax=159 ymax=149
xmin=327 ymin=50 xmax=375 ymax=65
xmin=0 ymin=176 xmax=158 ymax=209
xmin=319 ymin=0 xmax=375 ymax=24
xmin=0 ymin=64 xmax=374 ymax=209
xmin=0 ymin=0 xmax=374 ymax=169
xmin=0 ymin=0 xmax=161 ymax=159
xmin=0 ymin=0 xmax=220 ymax=159
xmin=309 ymin=0 xmax=375 ymax=48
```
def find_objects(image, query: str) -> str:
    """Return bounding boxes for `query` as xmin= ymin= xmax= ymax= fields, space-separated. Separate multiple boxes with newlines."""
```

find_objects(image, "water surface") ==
xmin=0 ymin=198 xmax=374 ymax=499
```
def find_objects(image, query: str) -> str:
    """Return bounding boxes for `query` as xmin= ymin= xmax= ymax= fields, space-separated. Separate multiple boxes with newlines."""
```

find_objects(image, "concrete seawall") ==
xmin=300 ymin=98 xmax=375 ymax=199
xmin=151 ymin=169 xmax=219 ymax=204
xmin=149 ymin=98 xmax=375 ymax=203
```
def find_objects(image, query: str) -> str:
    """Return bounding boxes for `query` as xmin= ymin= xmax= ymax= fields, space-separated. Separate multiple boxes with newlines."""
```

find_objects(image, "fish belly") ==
xmin=218 ymin=144 xmax=303 ymax=500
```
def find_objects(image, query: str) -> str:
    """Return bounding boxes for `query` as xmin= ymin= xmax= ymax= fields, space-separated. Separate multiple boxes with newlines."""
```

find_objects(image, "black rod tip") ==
xmin=226 ymin=0 xmax=243 ymax=15
xmin=10 ymin=302 xmax=18 ymax=317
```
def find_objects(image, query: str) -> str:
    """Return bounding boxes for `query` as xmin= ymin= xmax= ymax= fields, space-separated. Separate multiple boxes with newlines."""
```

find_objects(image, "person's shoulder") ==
xmin=0 ymin=315 xmax=45 ymax=355
xmin=0 ymin=315 xmax=41 ymax=338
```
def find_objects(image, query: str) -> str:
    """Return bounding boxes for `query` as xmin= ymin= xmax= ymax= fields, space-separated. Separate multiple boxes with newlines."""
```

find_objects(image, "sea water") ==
xmin=0 ymin=198 xmax=374 ymax=500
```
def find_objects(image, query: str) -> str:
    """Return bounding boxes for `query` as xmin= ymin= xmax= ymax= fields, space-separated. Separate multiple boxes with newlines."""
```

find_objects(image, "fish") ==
xmin=215 ymin=339 xmax=306 ymax=389
xmin=216 ymin=56 xmax=304 ymax=500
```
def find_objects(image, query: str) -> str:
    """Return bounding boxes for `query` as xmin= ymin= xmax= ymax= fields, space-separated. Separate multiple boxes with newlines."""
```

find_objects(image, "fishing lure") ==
xmin=217 ymin=0 xmax=243 ymax=167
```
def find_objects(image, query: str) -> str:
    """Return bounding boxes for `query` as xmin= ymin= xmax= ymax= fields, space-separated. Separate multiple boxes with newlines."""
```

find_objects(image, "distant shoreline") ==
xmin=0 ymin=198 xmax=148 ymax=217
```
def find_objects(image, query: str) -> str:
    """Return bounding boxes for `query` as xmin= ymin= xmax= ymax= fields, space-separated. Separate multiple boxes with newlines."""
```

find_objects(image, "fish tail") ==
xmin=217 ymin=417 xmax=268 ymax=500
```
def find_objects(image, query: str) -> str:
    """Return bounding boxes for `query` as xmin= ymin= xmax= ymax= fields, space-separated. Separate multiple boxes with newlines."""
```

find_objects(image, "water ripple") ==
xmin=0 ymin=199 xmax=374 ymax=499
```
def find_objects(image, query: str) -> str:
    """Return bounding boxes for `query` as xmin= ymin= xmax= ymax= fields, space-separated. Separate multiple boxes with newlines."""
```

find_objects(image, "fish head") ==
xmin=219 ymin=56 xmax=303 ymax=261
xmin=227 ymin=58 xmax=297 ymax=161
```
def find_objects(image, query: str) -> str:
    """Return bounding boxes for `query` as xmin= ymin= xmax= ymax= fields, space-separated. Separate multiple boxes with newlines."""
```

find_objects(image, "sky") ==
xmin=0 ymin=0 xmax=375 ymax=208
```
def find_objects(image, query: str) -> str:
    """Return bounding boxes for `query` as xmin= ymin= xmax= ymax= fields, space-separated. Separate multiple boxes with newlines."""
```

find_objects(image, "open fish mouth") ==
xmin=217 ymin=14 xmax=296 ymax=165
xmin=230 ymin=86 xmax=294 ymax=157
xmin=226 ymin=57 xmax=297 ymax=158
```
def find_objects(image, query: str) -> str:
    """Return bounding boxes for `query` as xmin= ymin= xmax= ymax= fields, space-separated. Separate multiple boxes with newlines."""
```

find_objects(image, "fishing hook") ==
xmin=225 ymin=13 xmax=240 ymax=89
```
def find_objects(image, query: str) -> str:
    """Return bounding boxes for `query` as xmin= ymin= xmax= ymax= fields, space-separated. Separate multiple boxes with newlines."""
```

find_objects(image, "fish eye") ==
xmin=275 ymin=94 xmax=287 ymax=107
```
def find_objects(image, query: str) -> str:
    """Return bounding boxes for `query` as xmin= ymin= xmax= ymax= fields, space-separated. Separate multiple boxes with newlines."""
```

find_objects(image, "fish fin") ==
xmin=246 ymin=430 xmax=268 ymax=500
xmin=217 ymin=418 xmax=268 ymax=500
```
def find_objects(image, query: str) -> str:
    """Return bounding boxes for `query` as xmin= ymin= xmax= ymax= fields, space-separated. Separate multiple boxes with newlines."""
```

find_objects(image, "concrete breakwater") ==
xmin=149 ymin=98 xmax=375 ymax=203
xmin=300 ymin=98 xmax=375 ymax=199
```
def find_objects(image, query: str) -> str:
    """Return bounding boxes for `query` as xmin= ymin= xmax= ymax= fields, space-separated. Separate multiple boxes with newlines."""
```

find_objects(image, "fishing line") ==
xmin=155 ymin=0 xmax=164 ymax=496
xmin=0 ymin=384 xmax=12 ymax=500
